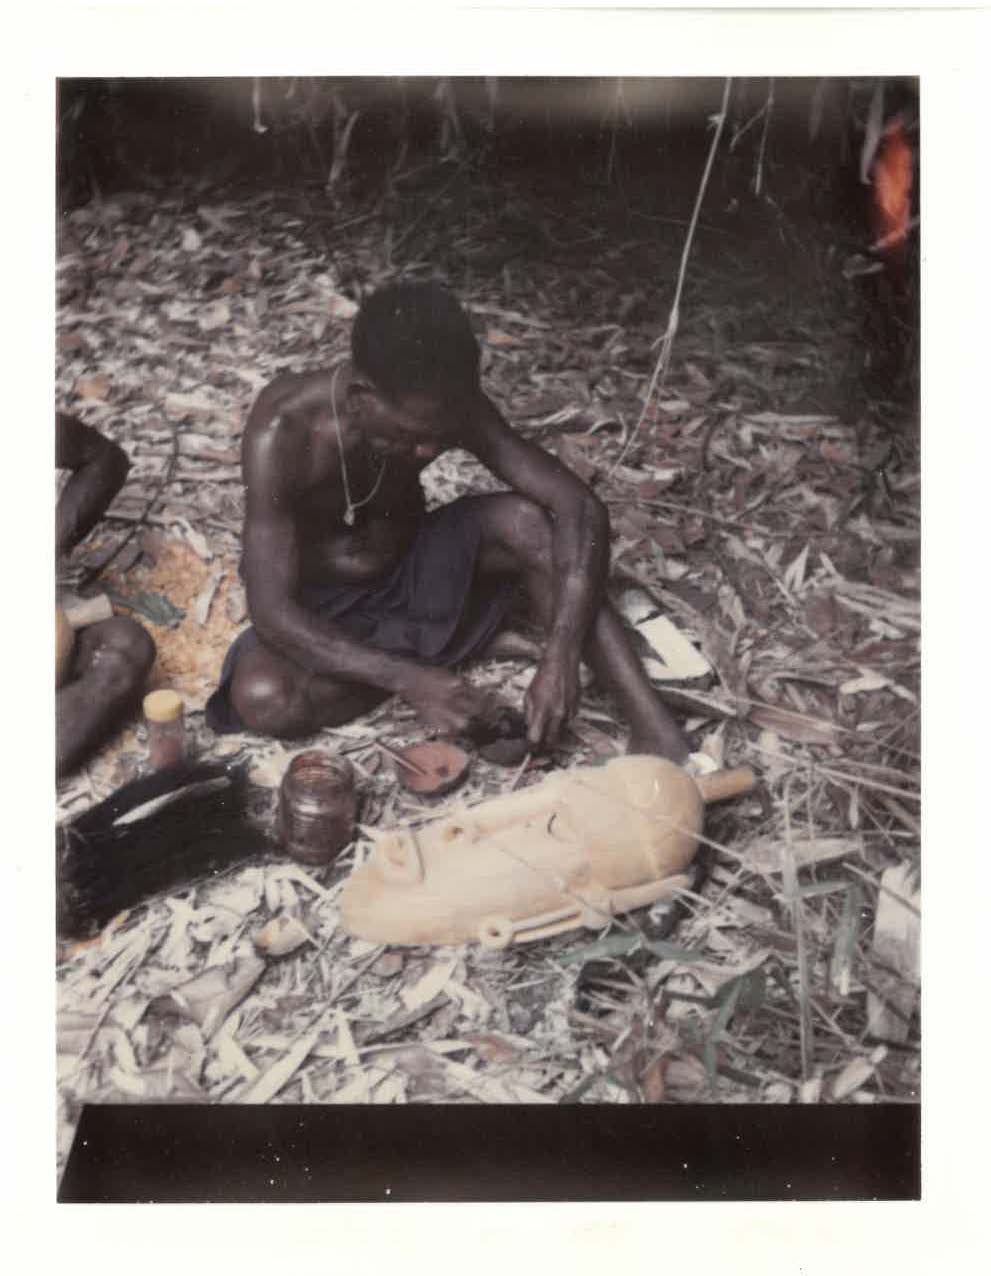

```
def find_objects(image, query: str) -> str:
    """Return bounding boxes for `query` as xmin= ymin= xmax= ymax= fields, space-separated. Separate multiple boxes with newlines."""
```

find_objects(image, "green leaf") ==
xmin=704 ymin=977 xmax=743 ymax=1098
xmin=558 ymin=933 xmax=645 ymax=965
xmin=736 ymin=967 xmax=768 ymax=1015
xmin=558 ymin=933 xmax=703 ymax=966
xmin=645 ymin=939 xmax=705 ymax=963
xmin=559 ymin=1072 xmax=604 ymax=1104
xmin=829 ymin=881 xmax=864 ymax=996
xmin=799 ymin=879 xmax=851 ymax=900
xmin=108 ymin=588 xmax=186 ymax=628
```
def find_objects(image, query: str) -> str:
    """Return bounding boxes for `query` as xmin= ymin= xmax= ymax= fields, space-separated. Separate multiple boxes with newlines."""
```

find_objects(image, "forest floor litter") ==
xmin=55 ymin=162 xmax=920 ymax=1172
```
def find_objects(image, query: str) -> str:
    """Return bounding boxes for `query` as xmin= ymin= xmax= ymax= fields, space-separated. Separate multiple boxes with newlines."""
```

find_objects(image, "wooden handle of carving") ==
xmin=56 ymin=607 xmax=75 ymax=688
xmin=696 ymin=766 xmax=757 ymax=804
xmin=63 ymin=594 xmax=114 ymax=630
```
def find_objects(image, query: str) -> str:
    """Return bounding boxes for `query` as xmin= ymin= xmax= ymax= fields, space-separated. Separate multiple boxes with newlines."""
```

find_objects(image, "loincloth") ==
xmin=205 ymin=497 xmax=517 ymax=734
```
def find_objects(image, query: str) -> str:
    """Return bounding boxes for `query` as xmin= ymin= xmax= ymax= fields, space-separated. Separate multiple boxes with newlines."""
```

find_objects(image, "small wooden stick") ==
xmin=508 ymin=751 xmax=533 ymax=792
xmin=376 ymin=741 xmax=432 ymax=779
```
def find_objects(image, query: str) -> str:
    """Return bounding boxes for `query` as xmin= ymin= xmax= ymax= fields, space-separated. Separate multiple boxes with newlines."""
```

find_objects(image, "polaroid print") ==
xmin=53 ymin=69 xmax=920 ymax=1203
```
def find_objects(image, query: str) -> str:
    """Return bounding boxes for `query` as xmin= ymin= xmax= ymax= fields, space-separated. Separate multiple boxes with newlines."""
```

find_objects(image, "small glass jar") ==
xmin=143 ymin=689 xmax=186 ymax=769
xmin=276 ymin=750 xmax=357 ymax=866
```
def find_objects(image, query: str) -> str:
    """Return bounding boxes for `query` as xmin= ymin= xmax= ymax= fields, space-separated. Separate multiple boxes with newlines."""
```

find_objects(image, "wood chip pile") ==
xmin=55 ymin=164 xmax=920 ymax=1173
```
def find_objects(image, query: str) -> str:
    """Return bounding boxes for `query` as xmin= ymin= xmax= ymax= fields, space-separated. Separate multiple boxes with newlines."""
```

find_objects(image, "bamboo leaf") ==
xmin=704 ymin=976 xmax=743 ymax=1098
xmin=559 ymin=934 xmax=702 ymax=966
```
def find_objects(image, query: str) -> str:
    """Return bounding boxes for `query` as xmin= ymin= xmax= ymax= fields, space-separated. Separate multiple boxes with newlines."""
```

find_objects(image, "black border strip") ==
xmin=58 ymin=1102 xmax=920 ymax=1203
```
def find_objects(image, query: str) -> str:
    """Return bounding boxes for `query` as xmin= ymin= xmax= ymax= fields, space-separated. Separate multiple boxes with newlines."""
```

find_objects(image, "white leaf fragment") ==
xmin=831 ymin=1057 xmax=876 ymax=1101
xmin=198 ymin=299 xmax=232 ymax=332
xmin=241 ymin=1024 xmax=325 ymax=1104
xmin=839 ymin=669 xmax=890 ymax=696
xmin=867 ymin=862 xmax=920 ymax=1044
xmin=193 ymin=569 xmax=225 ymax=626
xmin=401 ymin=957 xmax=458 ymax=1011
xmin=637 ymin=614 xmax=711 ymax=681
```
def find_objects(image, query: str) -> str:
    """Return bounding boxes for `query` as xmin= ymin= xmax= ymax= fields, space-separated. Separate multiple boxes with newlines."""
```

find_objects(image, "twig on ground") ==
xmin=375 ymin=740 xmax=432 ymax=779
xmin=780 ymin=774 xmax=814 ymax=1081
xmin=509 ymin=750 xmax=533 ymax=791
xmin=753 ymin=78 xmax=775 ymax=196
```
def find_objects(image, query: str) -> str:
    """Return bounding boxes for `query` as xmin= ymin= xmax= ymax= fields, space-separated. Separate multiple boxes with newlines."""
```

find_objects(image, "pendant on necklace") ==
xmin=344 ymin=507 xmax=355 ymax=528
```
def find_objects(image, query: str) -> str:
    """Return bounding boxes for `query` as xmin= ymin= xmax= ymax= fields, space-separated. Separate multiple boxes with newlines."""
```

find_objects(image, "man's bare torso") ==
xmin=246 ymin=366 xmax=434 ymax=586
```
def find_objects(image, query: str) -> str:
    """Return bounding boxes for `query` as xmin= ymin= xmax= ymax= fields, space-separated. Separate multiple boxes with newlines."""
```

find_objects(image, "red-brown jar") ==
xmin=276 ymin=750 xmax=358 ymax=866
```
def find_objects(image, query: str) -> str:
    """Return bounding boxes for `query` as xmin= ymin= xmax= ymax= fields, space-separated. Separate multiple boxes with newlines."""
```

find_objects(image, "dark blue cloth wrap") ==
xmin=205 ymin=497 xmax=515 ymax=734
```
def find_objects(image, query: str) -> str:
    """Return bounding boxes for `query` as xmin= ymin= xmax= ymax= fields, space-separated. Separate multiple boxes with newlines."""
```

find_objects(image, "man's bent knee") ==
xmin=496 ymin=494 xmax=552 ymax=546
xmin=78 ymin=615 xmax=155 ymax=666
xmin=476 ymin=494 xmax=552 ymax=575
xmin=104 ymin=616 xmax=156 ymax=670
xmin=74 ymin=616 xmax=156 ymax=700
xmin=231 ymin=663 xmax=305 ymax=737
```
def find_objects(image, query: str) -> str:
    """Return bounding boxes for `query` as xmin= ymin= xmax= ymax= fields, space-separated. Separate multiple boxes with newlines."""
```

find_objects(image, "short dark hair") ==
xmin=351 ymin=282 xmax=480 ymax=404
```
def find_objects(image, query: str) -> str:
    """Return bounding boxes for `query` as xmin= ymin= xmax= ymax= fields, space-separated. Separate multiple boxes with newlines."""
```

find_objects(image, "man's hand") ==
xmin=404 ymin=668 xmax=497 ymax=737
xmin=524 ymin=647 xmax=582 ymax=751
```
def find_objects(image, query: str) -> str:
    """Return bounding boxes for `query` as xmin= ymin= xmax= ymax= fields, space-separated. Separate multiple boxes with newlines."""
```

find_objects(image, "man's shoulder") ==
xmin=249 ymin=368 xmax=344 ymax=436
xmin=243 ymin=370 xmax=340 ymax=497
xmin=250 ymin=369 xmax=321 ymax=418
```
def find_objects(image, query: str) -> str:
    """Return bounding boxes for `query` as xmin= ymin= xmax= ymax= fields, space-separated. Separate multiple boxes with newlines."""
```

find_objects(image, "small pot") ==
xmin=392 ymin=740 xmax=471 ymax=796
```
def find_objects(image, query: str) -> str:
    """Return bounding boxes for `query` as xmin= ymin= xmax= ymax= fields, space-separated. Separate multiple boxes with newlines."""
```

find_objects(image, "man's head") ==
xmin=348 ymin=282 xmax=481 ymax=461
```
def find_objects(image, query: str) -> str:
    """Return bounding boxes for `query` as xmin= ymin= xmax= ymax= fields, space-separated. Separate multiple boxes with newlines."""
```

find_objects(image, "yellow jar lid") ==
xmin=143 ymin=689 xmax=184 ymax=723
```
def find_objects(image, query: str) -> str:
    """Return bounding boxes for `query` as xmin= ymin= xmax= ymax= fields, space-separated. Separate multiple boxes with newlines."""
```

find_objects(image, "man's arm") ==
xmin=56 ymin=412 xmax=131 ymax=556
xmin=464 ymin=394 xmax=611 ymax=745
xmin=241 ymin=394 xmax=493 ymax=734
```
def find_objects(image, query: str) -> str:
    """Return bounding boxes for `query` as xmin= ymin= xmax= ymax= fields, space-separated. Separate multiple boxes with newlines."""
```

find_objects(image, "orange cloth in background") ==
xmin=872 ymin=120 xmax=913 ymax=253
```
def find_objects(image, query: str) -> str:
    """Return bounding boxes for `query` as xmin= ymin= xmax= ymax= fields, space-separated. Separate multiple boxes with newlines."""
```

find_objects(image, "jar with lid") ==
xmin=143 ymin=689 xmax=187 ymax=769
xmin=276 ymin=750 xmax=357 ymax=866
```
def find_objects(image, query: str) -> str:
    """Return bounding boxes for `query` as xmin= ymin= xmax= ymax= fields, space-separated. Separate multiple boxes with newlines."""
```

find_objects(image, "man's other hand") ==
xmin=524 ymin=648 xmax=581 ymax=751
xmin=405 ymin=668 xmax=497 ymax=738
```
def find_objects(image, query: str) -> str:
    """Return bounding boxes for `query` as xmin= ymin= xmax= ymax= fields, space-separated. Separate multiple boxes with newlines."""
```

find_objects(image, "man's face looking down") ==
xmin=348 ymin=379 xmax=466 ymax=466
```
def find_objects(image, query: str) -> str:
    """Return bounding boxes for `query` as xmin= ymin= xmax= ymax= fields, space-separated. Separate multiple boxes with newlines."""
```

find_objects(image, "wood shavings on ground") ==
xmin=105 ymin=537 xmax=242 ymax=709
xmin=55 ymin=156 xmax=919 ymax=1179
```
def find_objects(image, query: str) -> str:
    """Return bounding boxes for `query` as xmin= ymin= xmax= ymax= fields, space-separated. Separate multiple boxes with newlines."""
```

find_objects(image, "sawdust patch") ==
xmin=108 ymin=536 xmax=244 ymax=710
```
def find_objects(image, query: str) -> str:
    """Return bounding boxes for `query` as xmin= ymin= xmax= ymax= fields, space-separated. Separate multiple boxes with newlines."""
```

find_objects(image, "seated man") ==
xmin=57 ymin=412 xmax=156 ymax=778
xmin=206 ymin=282 xmax=689 ymax=762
